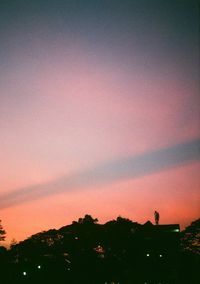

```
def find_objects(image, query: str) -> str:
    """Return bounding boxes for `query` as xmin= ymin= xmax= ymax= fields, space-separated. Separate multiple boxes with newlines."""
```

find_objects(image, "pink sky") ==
xmin=0 ymin=1 xmax=199 ymax=246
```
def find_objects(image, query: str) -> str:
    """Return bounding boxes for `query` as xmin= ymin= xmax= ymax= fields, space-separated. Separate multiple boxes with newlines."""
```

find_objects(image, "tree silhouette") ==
xmin=78 ymin=214 xmax=98 ymax=225
xmin=0 ymin=220 xmax=6 ymax=242
xmin=7 ymin=214 xmax=195 ymax=283
xmin=181 ymin=218 xmax=200 ymax=255
xmin=179 ymin=218 xmax=200 ymax=284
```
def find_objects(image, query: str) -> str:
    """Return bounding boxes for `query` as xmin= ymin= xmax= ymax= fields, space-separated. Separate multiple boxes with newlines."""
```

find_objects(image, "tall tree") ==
xmin=181 ymin=218 xmax=200 ymax=255
xmin=0 ymin=220 xmax=6 ymax=242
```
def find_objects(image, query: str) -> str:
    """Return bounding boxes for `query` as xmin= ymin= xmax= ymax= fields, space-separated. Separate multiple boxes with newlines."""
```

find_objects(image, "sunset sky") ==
xmin=0 ymin=0 xmax=199 ymax=246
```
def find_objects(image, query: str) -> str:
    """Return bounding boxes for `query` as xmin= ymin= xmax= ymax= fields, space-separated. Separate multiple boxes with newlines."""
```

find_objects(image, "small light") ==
xmin=146 ymin=253 xmax=150 ymax=257
xmin=174 ymin=229 xmax=179 ymax=232
xmin=23 ymin=271 xmax=27 ymax=276
xmin=159 ymin=254 xmax=163 ymax=258
xmin=67 ymin=268 xmax=70 ymax=271
xmin=37 ymin=265 xmax=41 ymax=269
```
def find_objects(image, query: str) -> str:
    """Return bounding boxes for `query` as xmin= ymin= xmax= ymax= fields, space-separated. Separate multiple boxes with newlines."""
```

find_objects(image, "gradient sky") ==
xmin=0 ymin=0 xmax=199 ymax=245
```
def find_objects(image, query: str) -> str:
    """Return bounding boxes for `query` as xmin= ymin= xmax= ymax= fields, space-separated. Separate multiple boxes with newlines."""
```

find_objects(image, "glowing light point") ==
xmin=159 ymin=254 xmax=163 ymax=257
xmin=174 ymin=229 xmax=180 ymax=232
xmin=37 ymin=265 xmax=41 ymax=269
xmin=23 ymin=272 xmax=27 ymax=276
xmin=146 ymin=253 xmax=150 ymax=257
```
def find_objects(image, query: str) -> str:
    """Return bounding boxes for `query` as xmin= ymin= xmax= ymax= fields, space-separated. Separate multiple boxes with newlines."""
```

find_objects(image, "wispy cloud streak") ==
xmin=0 ymin=138 xmax=199 ymax=209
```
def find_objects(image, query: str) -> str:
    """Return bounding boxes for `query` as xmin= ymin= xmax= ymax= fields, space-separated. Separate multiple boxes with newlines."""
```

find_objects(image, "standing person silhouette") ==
xmin=154 ymin=211 xmax=160 ymax=225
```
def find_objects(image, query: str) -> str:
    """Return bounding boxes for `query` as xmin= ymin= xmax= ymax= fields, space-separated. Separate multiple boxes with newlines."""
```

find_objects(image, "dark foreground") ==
xmin=1 ymin=217 xmax=199 ymax=283
xmin=1 ymin=251 xmax=200 ymax=284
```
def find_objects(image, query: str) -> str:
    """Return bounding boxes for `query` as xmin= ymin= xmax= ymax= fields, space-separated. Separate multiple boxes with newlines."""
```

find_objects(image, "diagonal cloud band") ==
xmin=0 ymin=138 xmax=200 ymax=209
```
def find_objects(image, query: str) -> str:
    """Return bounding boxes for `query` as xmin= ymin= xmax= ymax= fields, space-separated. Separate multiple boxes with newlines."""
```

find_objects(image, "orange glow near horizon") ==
xmin=1 ymin=161 xmax=200 ymax=245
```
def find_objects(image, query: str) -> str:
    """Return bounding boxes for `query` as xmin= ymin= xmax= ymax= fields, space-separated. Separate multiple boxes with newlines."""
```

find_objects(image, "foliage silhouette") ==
xmin=0 ymin=219 xmax=6 ymax=241
xmin=181 ymin=218 xmax=200 ymax=255
xmin=1 ymin=215 xmax=200 ymax=283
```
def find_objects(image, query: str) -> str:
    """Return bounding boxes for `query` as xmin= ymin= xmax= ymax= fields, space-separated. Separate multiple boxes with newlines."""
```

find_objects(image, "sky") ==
xmin=0 ymin=0 xmax=199 ymax=245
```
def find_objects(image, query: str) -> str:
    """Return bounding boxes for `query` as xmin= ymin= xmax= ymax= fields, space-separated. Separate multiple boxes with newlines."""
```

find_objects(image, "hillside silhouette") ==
xmin=0 ymin=215 xmax=200 ymax=283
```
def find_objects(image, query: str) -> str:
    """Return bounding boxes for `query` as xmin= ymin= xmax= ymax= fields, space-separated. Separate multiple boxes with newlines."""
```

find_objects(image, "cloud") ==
xmin=0 ymin=138 xmax=199 ymax=209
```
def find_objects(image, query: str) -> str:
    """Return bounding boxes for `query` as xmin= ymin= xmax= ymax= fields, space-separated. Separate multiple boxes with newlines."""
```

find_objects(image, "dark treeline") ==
xmin=0 ymin=215 xmax=200 ymax=284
